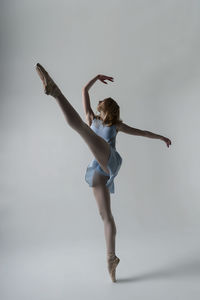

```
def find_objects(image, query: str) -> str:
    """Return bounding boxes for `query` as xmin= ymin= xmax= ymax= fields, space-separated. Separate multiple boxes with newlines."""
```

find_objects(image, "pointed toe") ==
xmin=35 ymin=63 xmax=61 ymax=98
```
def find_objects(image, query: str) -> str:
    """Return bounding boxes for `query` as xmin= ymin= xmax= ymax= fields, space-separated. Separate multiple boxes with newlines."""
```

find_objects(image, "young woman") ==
xmin=35 ymin=63 xmax=172 ymax=282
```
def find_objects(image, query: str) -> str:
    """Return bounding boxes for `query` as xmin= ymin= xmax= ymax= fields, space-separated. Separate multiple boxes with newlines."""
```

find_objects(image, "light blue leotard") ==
xmin=85 ymin=117 xmax=122 ymax=193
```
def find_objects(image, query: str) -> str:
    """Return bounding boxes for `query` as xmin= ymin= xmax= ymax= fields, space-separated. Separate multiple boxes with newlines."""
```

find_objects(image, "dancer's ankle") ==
xmin=52 ymin=87 xmax=62 ymax=99
xmin=107 ymin=251 xmax=116 ymax=259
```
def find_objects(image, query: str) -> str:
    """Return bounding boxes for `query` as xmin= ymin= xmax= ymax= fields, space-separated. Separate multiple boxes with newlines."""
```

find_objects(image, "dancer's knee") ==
xmin=99 ymin=210 xmax=113 ymax=222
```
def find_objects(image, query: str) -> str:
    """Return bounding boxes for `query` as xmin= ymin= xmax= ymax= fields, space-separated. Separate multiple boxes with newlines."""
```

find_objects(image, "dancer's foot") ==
xmin=107 ymin=253 xmax=120 ymax=282
xmin=35 ymin=63 xmax=61 ymax=97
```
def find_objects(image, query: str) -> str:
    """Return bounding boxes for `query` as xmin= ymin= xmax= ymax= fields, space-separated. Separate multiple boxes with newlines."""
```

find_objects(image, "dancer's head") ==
xmin=96 ymin=97 xmax=123 ymax=126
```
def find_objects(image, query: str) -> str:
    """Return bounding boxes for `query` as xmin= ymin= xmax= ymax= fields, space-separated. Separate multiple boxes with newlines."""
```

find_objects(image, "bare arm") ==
xmin=118 ymin=122 xmax=172 ymax=147
xmin=82 ymin=75 xmax=99 ymax=126
xmin=82 ymin=74 xmax=114 ymax=126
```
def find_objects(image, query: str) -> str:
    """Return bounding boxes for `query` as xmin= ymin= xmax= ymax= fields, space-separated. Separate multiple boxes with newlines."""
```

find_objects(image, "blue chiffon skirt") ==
xmin=85 ymin=145 xmax=122 ymax=193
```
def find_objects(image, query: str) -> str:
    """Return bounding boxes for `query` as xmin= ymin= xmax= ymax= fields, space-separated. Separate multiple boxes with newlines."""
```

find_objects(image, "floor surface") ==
xmin=1 ymin=231 xmax=200 ymax=300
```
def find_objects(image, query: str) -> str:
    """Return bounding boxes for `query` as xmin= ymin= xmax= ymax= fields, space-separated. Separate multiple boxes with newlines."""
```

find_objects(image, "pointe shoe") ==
xmin=35 ymin=63 xmax=61 ymax=97
xmin=107 ymin=254 xmax=120 ymax=282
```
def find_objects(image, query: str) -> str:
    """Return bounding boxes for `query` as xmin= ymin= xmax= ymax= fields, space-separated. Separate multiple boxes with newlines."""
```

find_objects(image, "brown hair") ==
xmin=95 ymin=97 xmax=123 ymax=127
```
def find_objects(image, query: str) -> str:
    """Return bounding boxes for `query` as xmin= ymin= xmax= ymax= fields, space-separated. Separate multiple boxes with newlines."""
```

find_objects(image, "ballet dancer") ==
xmin=35 ymin=63 xmax=172 ymax=282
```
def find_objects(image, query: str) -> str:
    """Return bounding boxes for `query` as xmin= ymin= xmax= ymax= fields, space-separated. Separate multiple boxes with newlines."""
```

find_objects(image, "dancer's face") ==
xmin=97 ymin=99 xmax=106 ymax=113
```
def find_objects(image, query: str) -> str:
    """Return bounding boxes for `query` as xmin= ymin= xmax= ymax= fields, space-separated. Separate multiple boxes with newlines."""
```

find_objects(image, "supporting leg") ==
xmin=92 ymin=175 xmax=117 ymax=254
xmin=92 ymin=174 xmax=120 ymax=282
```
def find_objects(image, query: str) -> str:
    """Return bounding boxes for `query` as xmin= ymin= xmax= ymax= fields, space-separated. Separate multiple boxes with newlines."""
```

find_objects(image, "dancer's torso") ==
xmin=90 ymin=118 xmax=117 ymax=149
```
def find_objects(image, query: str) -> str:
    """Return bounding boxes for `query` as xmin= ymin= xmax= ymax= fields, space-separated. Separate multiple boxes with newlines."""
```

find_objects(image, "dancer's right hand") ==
xmin=98 ymin=74 xmax=114 ymax=84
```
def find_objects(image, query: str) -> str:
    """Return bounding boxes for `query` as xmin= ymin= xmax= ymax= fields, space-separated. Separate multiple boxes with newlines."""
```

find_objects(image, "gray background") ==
xmin=1 ymin=0 xmax=200 ymax=299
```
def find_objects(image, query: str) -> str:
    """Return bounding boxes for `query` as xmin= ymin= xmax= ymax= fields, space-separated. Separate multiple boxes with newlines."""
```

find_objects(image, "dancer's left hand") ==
xmin=98 ymin=74 xmax=114 ymax=84
xmin=162 ymin=136 xmax=172 ymax=148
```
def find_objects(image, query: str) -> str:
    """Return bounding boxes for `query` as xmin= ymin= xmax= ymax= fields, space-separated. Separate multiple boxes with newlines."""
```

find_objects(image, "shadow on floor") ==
xmin=117 ymin=254 xmax=200 ymax=283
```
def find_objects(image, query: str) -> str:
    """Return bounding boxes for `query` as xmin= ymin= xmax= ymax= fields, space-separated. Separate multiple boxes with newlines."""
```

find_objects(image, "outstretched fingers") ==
xmin=99 ymin=75 xmax=114 ymax=84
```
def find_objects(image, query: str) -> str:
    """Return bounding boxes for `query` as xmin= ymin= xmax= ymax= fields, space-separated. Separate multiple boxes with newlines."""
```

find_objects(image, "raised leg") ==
xmin=35 ymin=63 xmax=111 ymax=174
xmin=54 ymin=93 xmax=111 ymax=174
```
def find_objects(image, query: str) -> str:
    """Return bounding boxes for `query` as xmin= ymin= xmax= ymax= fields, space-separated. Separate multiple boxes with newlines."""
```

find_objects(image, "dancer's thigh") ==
xmin=92 ymin=171 xmax=112 ymax=219
xmin=79 ymin=122 xmax=111 ymax=174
